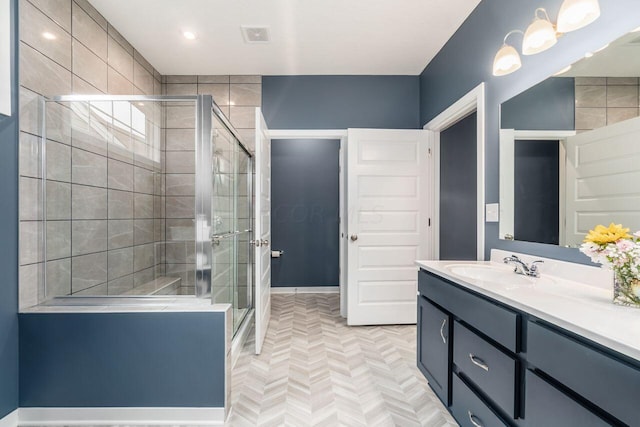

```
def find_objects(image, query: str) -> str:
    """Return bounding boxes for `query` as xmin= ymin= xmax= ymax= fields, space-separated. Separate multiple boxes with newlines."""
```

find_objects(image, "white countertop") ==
xmin=416 ymin=251 xmax=640 ymax=362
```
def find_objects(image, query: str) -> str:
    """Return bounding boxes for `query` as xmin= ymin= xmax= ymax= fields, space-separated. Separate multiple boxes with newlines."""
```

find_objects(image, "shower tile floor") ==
xmin=227 ymin=293 xmax=457 ymax=426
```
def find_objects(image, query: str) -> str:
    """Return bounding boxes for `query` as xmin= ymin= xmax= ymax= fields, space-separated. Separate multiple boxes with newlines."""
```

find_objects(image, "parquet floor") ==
xmin=227 ymin=293 xmax=457 ymax=427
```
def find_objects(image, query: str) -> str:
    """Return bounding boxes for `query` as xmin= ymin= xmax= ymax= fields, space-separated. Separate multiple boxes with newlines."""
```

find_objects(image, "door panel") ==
xmin=347 ymin=129 xmax=429 ymax=325
xmin=254 ymin=108 xmax=271 ymax=355
xmin=418 ymin=296 xmax=450 ymax=406
xmin=565 ymin=116 xmax=640 ymax=245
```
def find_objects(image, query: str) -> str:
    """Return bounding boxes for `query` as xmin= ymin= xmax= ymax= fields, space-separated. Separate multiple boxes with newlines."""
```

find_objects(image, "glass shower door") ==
xmin=209 ymin=111 xmax=253 ymax=334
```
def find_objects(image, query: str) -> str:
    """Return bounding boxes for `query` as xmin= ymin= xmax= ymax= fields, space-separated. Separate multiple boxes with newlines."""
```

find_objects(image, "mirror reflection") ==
xmin=499 ymin=29 xmax=640 ymax=247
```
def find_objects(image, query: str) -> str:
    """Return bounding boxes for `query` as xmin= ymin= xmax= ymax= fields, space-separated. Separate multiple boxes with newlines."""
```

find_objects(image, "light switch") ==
xmin=486 ymin=203 xmax=499 ymax=222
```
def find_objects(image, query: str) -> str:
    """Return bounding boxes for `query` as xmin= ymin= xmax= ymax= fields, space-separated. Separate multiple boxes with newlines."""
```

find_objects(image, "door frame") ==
xmin=424 ymin=83 xmax=486 ymax=261
xmin=267 ymin=129 xmax=348 ymax=317
xmin=499 ymin=130 xmax=575 ymax=245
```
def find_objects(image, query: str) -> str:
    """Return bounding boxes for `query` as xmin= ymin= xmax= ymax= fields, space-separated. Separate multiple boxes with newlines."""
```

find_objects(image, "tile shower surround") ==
xmin=18 ymin=0 xmax=261 ymax=309
xmin=575 ymin=77 xmax=640 ymax=132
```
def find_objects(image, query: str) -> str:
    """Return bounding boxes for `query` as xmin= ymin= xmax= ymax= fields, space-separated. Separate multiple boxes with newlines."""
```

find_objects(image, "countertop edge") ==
xmin=416 ymin=261 xmax=640 ymax=363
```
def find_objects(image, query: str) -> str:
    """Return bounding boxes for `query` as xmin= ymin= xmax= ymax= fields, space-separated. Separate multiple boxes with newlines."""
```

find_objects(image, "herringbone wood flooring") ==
xmin=227 ymin=293 xmax=457 ymax=427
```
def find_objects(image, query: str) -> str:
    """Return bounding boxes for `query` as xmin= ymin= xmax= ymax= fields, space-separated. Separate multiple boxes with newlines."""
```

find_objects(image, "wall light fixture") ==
xmin=493 ymin=30 xmax=523 ymax=76
xmin=557 ymin=0 xmax=601 ymax=33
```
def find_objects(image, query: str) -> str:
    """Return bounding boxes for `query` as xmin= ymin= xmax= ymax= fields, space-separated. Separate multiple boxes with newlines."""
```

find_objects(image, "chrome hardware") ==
xmin=261 ymin=239 xmax=270 ymax=247
xmin=350 ymin=234 xmax=358 ymax=242
xmin=251 ymin=239 xmax=261 ymax=248
xmin=529 ymin=260 xmax=544 ymax=277
xmin=468 ymin=411 xmax=484 ymax=427
xmin=503 ymin=254 xmax=544 ymax=278
xmin=469 ymin=353 xmax=489 ymax=372
xmin=439 ymin=319 xmax=447 ymax=344
xmin=504 ymin=233 xmax=514 ymax=240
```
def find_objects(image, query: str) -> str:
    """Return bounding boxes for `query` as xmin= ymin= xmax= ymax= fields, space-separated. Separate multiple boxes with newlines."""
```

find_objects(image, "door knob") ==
xmin=350 ymin=235 xmax=358 ymax=241
xmin=261 ymin=239 xmax=269 ymax=247
xmin=251 ymin=239 xmax=261 ymax=247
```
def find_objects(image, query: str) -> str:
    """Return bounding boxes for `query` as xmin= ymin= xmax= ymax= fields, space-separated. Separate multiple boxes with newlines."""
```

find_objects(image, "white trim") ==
xmin=425 ymin=83 xmax=486 ymax=261
xmin=0 ymin=409 xmax=18 ymax=427
xmin=17 ymin=407 xmax=225 ymax=426
xmin=264 ymin=130 xmax=348 ymax=317
xmin=513 ymin=130 xmax=576 ymax=140
xmin=231 ymin=309 xmax=254 ymax=368
xmin=270 ymin=286 xmax=340 ymax=294
xmin=267 ymin=129 xmax=347 ymax=139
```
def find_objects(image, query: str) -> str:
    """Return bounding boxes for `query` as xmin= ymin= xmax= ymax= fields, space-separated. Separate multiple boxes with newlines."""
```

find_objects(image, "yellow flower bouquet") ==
xmin=580 ymin=223 xmax=640 ymax=307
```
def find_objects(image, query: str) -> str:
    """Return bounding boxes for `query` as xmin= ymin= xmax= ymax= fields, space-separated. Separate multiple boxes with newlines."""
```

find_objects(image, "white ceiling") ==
xmin=88 ymin=0 xmax=481 ymax=76
xmin=565 ymin=31 xmax=640 ymax=77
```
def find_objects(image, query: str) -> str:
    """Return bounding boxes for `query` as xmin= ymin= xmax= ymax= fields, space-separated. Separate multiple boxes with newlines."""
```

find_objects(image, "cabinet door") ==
xmin=418 ymin=295 xmax=450 ymax=405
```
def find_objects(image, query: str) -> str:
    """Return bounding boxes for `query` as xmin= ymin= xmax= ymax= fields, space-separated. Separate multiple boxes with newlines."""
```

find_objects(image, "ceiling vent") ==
xmin=241 ymin=26 xmax=270 ymax=43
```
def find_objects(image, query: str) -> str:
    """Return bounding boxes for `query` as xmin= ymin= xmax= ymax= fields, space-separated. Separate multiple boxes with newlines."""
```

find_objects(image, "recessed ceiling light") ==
xmin=554 ymin=65 xmax=572 ymax=76
xmin=182 ymin=31 xmax=197 ymax=40
xmin=594 ymin=43 xmax=609 ymax=52
xmin=42 ymin=32 xmax=56 ymax=40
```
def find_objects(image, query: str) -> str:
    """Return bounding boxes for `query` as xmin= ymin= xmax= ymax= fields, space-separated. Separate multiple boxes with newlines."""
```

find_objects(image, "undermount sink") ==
xmin=445 ymin=264 xmax=554 ymax=287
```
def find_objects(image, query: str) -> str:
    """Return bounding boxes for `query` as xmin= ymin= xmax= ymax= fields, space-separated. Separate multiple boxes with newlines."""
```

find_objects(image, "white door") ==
xmin=565 ymin=116 xmax=640 ymax=245
xmin=254 ymin=108 xmax=271 ymax=354
xmin=347 ymin=129 xmax=430 ymax=326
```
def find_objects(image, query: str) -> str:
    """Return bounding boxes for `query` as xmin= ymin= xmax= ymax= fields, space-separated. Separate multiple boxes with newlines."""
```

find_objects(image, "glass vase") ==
xmin=613 ymin=272 xmax=640 ymax=308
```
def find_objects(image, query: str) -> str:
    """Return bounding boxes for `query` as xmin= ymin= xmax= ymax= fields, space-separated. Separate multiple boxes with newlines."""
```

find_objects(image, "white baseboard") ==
xmin=0 ymin=410 xmax=18 ymax=427
xmin=18 ymin=407 xmax=225 ymax=425
xmin=271 ymin=286 xmax=339 ymax=294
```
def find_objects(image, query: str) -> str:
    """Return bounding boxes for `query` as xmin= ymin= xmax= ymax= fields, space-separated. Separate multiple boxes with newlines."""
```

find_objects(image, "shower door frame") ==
xmin=42 ymin=94 xmax=253 ymax=304
xmin=195 ymin=95 xmax=255 ymax=314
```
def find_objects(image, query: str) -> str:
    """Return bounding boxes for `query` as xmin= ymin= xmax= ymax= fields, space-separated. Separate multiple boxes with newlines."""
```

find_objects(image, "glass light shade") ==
xmin=557 ymin=0 xmax=600 ymax=33
xmin=493 ymin=44 xmax=521 ymax=76
xmin=522 ymin=18 xmax=557 ymax=55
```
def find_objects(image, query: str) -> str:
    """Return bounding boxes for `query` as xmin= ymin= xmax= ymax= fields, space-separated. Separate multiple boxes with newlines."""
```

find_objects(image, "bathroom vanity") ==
xmin=416 ymin=251 xmax=640 ymax=427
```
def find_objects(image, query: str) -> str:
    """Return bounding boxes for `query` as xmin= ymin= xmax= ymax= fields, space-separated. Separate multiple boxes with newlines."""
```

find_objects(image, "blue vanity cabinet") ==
xmin=417 ymin=268 xmax=636 ymax=427
xmin=417 ymin=293 xmax=451 ymax=406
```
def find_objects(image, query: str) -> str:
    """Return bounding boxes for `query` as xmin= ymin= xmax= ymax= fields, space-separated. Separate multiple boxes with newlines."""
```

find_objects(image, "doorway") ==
xmin=270 ymin=139 xmax=340 ymax=290
xmin=425 ymin=83 xmax=485 ymax=261
xmin=439 ymin=112 xmax=478 ymax=260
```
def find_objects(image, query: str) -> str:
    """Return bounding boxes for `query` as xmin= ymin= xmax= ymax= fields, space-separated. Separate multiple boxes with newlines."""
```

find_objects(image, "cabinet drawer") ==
xmin=525 ymin=370 xmax=609 ymax=427
xmin=527 ymin=321 xmax=640 ymax=426
xmin=451 ymin=373 xmax=508 ymax=427
xmin=419 ymin=270 xmax=519 ymax=352
xmin=417 ymin=296 xmax=450 ymax=406
xmin=454 ymin=321 xmax=517 ymax=418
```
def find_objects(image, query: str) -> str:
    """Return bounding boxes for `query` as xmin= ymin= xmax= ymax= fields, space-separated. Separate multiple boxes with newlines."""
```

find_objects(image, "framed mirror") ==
xmin=499 ymin=29 xmax=640 ymax=247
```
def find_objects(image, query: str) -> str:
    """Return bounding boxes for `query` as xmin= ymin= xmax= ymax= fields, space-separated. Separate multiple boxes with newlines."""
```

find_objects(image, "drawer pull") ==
xmin=468 ymin=411 xmax=484 ymax=427
xmin=440 ymin=318 xmax=447 ymax=344
xmin=469 ymin=353 xmax=489 ymax=372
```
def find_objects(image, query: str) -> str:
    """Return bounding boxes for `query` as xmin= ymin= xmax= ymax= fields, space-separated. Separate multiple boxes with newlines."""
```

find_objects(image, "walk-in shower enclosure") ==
xmin=36 ymin=95 xmax=252 ymax=329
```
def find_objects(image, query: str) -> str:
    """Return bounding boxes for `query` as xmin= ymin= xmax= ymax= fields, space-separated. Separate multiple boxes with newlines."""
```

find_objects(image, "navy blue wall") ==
xmin=271 ymin=139 xmax=340 ymax=287
xmin=0 ymin=0 xmax=20 ymax=418
xmin=19 ymin=312 xmax=226 ymax=407
xmin=419 ymin=0 xmax=640 ymax=263
xmin=262 ymin=75 xmax=420 ymax=129
xmin=501 ymin=77 xmax=575 ymax=131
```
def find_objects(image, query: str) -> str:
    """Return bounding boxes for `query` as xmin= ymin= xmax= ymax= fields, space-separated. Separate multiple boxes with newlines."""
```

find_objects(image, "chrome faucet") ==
xmin=503 ymin=255 xmax=544 ymax=278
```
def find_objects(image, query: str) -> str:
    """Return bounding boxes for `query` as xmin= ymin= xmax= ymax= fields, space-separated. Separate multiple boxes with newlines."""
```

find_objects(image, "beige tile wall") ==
xmin=18 ymin=0 xmax=260 ymax=308
xmin=575 ymin=77 xmax=640 ymax=132
xmin=18 ymin=0 xmax=164 ymax=308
